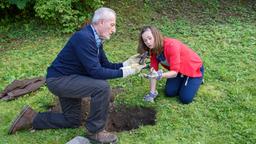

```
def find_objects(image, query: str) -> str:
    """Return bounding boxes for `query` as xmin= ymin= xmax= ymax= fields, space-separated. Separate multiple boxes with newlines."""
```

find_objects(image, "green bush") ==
xmin=0 ymin=0 xmax=32 ymax=9
xmin=0 ymin=0 xmax=104 ymax=33
xmin=34 ymin=0 xmax=104 ymax=33
xmin=0 ymin=0 xmax=11 ymax=9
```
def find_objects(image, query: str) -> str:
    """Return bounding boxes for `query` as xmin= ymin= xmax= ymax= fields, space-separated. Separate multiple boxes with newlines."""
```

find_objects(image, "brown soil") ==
xmin=48 ymin=87 xmax=156 ymax=132
xmin=106 ymin=105 xmax=156 ymax=132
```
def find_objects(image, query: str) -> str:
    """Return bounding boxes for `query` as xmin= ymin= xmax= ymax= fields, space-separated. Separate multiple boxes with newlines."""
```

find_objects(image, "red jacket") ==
xmin=150 ymin=38 xmax=203 ymax=77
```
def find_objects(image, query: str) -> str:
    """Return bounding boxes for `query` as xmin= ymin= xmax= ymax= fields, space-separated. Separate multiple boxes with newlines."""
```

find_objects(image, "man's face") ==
xmin=142 ymin=30 xmax=155 ymax=49
xmin=99 ymin=16 xmax=116 ymax=40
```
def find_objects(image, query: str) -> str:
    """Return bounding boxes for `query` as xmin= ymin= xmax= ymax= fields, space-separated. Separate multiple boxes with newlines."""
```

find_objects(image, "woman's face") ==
xmin=142 ymin=29 xmax=155 ymax=49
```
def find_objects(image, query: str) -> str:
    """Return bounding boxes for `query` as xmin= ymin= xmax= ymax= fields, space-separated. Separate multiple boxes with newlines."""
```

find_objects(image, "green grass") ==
xmin=0 ymin=0 xmax=256 ymax=143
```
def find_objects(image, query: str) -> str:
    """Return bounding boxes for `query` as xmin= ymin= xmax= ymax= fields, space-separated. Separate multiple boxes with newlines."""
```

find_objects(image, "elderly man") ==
xmin=8 ymin=7 xmax=144 ymax=143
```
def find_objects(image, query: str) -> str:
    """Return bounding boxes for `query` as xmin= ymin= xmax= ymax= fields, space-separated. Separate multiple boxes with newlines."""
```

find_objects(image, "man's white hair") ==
xmin=92 ymin=7 xmax=116 ymax=24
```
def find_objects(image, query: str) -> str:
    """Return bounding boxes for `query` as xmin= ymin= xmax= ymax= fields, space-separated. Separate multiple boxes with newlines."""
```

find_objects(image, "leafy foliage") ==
xmin=0 ymin=0 xmax=104 ymax=33
xmin=0 ymin=0 xmax=32 ymax=9
xmin=34 ymin=0 xmax=104 ymax=33
xmin=7 ymin=0 xmax=32 ymax=9
xmin=0 ymin=0 xmax=11 ymax=9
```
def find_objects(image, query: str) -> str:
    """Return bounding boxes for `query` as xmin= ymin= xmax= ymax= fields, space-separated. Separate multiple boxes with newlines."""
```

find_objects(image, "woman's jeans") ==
xmin=165 ymin=66 xmax=204 ymax=104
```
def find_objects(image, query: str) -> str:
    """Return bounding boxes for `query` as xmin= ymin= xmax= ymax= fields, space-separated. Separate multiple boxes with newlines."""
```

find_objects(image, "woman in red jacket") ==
xmin=138 ymin=26 xmax=204 ymax=104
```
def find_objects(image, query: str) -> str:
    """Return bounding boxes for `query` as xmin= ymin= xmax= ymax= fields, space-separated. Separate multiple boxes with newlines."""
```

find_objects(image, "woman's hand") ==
xmin=142 ymin=68 xmax=163 ymax=80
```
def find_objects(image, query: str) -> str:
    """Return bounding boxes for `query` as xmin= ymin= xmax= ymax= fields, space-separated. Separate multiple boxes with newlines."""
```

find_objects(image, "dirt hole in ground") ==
xmin=106 ymin=105 xmax=156 ymax=132
xmin=48 ymin=87 xmax=156 ymax=132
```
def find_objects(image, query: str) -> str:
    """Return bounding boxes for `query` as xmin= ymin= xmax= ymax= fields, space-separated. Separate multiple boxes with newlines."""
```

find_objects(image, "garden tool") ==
xmin=139 ymin=51 xmax=149 ymax=65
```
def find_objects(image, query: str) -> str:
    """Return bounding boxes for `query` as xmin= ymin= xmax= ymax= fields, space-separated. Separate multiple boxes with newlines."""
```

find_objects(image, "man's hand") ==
xmin=121 ymin=63 xmax=146 ymax=77
xmin=130 ymin=63 xmax=146 ymax=72
xmin=123 ymin=54 xmax=141 ymax=67
xmin=142 ymin=68 xmax=163 ymax=80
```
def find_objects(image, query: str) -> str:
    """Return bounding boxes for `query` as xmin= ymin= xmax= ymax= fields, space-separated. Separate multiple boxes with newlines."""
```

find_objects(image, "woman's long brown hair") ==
xmin=137 ymin=26 xmax=164 ymax=55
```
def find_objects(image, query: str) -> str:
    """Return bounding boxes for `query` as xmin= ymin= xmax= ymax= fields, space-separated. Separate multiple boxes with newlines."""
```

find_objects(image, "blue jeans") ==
xmin=165 ymin=66 xmax=204 ymax=104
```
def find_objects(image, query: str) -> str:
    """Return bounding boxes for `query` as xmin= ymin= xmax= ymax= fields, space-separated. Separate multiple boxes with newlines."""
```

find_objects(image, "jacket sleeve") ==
xmin=72 ymin=32 xmax=123 ymax=79
xmin=99 ymin=47 xmax=123 ymax=69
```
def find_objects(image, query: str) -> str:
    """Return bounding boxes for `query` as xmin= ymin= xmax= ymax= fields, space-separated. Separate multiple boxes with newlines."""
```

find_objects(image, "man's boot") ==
xmin=8 ymin=105 xmax=38 ymax=134
xmin=87 ymin=130 xmax=117 ymax=144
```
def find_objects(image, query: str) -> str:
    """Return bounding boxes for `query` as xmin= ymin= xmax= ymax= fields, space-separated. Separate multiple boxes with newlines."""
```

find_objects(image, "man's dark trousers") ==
xmin=32 ymin=74 xmax=111 ymax=133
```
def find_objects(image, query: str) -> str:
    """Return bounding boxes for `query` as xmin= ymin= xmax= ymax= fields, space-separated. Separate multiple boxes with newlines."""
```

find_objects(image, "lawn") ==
xmin=0 ymin=0 xmax=255 ymax=144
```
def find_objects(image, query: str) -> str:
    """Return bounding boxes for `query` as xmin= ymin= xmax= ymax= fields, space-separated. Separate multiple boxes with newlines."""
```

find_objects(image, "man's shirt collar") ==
xmin=90 ymin=25 xmax=102 ymax=48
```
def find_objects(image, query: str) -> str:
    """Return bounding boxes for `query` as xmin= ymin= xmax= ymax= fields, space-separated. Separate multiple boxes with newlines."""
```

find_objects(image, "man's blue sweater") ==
xmin=46 ymin=25 xmax=123 ymax=80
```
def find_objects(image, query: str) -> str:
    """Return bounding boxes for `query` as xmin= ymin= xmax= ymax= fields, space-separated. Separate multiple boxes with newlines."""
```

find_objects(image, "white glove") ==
xmin=123 ymin=54 xmax=141 ymax=67
xmin=121 ymin=64 xmax=146 ymax=77
xmin=142 ymin=68 xmax=163 ymax=80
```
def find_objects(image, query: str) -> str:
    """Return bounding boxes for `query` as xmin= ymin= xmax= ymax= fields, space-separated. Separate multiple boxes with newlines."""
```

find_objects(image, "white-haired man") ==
xmin=8 ymin=7 xmax=144 ymax=143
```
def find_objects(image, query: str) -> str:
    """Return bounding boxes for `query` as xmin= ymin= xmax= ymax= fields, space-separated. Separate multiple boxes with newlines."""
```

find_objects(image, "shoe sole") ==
xmin=86 ymin=136 xmax=118 ymax=144
xmin=8 ymin=105 xmax=30 ymax=134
